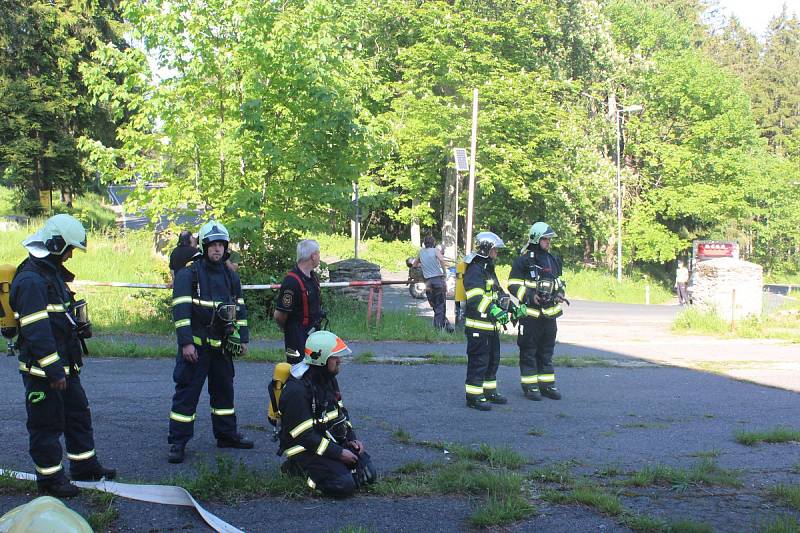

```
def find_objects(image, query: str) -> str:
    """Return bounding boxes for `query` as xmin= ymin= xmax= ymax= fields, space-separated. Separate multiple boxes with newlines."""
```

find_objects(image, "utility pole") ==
xmin=465 ymin=88 xmax=479 ymax=255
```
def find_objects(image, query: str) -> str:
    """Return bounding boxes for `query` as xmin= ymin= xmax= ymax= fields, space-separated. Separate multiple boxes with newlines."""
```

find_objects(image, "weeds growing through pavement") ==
xmin=735 ymin=427 xmax=800 ymax=446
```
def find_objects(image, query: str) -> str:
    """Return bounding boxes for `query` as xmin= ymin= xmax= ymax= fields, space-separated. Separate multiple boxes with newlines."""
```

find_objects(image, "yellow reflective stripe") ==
xmin=465 ymin=384 xmax=484 ymax=395
xmin=483 ymin=381 xmax=497 ymax=390
xmin=290 ymin=419 xmax=315 ymax=438
xmin=521 ymin=375 xmax=539 ymax=384
xmin=169 ymin=411 xmax=196 ymax=423
xmin=172 ymin=296 xmax=193 ymax=306
xmin=237 ymin=298 xmax=245 ymax=305
xmin=525 ymin=280 xmax=539 ymax=289
xmin=525 ymin=307 xmax=542 ymax=317
xmin=541 ymin=305 xmax=562 ymax=316
xmin=465 ymin=318 xmax=498 ymax=331
xmin=20 ymin=310 xmax=49 ymax=326
xmin=236 ymin=320 xmax=248 ymax=327
xmin=193 ymin=299 xmax=218 ymax=308
xmin=320 ymin=409 xmax=339 ymax=423
xmin=46 ymin=304 xmax=66 ymax=312
xmin=516 ymin=286 xmax=526 ymax=300
xmin=477 ymin=296 xmax=492 ymax=313
xmin=67 ymin=449 xmax=96 ymax=461
xmin=337 ymin=400 xmax=344 ymax=408
xmin=208 ymin=338 xmax=222 ymax=348
xmin=211 ymin=408 xmax=235 ymax=416
xmin=174 ymin=319 xmax=191 ymax=328
xmin=285 ymin=445 xmax=306 ymax=457
xmin=35 ymin=463 xmax=63 ymax=476
xmin=465 ymin=288 xmax=484 ymax=300
xmin=19 ymin=362 xmax=47 ymax=377
xmin=538 ymin=374 xmax=555 ymax=383
xmin=307 ymin=477 xmax=316 ymax=489
xmin=192 ymin=336 xmax=203 ymax=345
xmin=316 ymin=438 xmax=330 ymax=456
xmin=63 ymin=366 xmax=71 ymax=375
xmin=37 ymin=353 xmax=59 ymax=367
xmin=507 ymin=278 xmax=524 ymax=287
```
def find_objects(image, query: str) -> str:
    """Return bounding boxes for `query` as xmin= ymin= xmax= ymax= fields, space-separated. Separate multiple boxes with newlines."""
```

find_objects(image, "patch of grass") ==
xmin=769 ymin=484 xmax=800 ymax=510
xmin=622 ymin=512 xmax=665 ymax=532
xmin=445 ymin=443 xmax=527 ymax=470
xmin=626 ymin=459 xmax=741 ymax=489
xmin=0 ymin=471 xmax=36 ymax=494
xmin=760 ymin=515 xmax=800 ymax=533
xmin=337 ymin=527 xmax=373 ymax=533
xmin=673 ymin=302 xmax=800 ymax=343
xmin=87 ymin=491 xmax=119 ymax=532
xmin=392 ymin=427 xmax=413 ymax=444
xmin=432 ymin=461 xmax=523 ymax=496
xmin=469 ymin=494 xmax=537 ymax=527
xmin=88 ymin=338 xmax=285 ymax=362
xmin=528 ymin=462 xmax=574 ymax=484
xmin=393 ymin=461 xmax=440 ymax=475
xmin=542 ymin=483 xmax=623 ymax=516
xmin=663 ymin=520 xmax=714 ymax=533
xmin=528 ymin=429 xmax=545 ymax=437
xmin=594 ymin=465 xmax=623 ymax=477
xmin=735 ymin=427 xmax=800 ymax=446
xmin=703 ymin=413 xmax=715 ymax=419
xmin=353 ymin=351 xmax=375 ymax=363
xmin=553 ymin=356 xmax=613 ymax=368
xmin=621 ymin=422 xmax=667 ymax=430
xmin=169 ymin=456 xmax=307 ymax=502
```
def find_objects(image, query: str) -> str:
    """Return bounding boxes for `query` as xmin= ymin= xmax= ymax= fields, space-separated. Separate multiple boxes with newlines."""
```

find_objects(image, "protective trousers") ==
xmin=518 ymin=317 xmax=557 ymax=390
xmin=22 ymin=373 xmax=100 ymax=482
xmin=425 ymin=276 xmax=448 ymax=329
xmin=465 ymin=332 xmax=501 ymax=400
xmin=168 ymin=345 xmax=237 ymax=446
xmin=289 ymin=452 xmax=358 ymax=497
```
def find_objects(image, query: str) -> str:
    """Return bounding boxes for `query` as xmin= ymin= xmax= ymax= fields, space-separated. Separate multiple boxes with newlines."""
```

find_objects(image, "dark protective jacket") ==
xmin=507 ymin=245 xmax=565 ymax=319
xmin=172 ymin=257 xmax=249 ymax=348
xmin=278 ymin=369 xmax=355 ymax=461
xmin=275 ymin=265 xmax=322 ymax=352
xmin=10 ymin=256 xmax=84 ymax=381
xmin=463 ymin=255 xmax=507 ymax=335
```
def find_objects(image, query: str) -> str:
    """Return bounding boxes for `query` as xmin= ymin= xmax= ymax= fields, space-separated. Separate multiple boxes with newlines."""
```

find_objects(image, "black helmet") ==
xmin=475 ymin=231 xmax=505 ymax=257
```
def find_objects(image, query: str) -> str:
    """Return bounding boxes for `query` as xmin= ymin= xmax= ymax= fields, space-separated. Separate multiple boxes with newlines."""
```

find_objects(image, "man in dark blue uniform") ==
xmin=274 ymin=239 xmax=324 ymax=364
xmin=168 ymin=220 xmax=252 ymax=463
xmin=10 ymin=214 xmax=116 ymax=497
xmin=508 ymin=222 xmax=566 ymax=401
xmin=463 ymin=232 xmax=525 ymax=411
xmin=278 ymin=331 xmax=375 ymax=496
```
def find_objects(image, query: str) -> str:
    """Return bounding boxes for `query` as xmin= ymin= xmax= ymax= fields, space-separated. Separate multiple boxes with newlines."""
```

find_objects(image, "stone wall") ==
xmin=328 ymin=258 xmax=381 ymax=300
xmin=689 ymin=258 xmax=762 ymax=320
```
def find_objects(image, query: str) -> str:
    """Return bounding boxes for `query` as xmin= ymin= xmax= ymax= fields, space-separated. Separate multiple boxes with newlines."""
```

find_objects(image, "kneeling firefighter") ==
xmin=463 ymin=232 xmax=527 ymax=411
xmin=507 ymin=222 xmax=567 ymax=401
xmin=278 ymin=331 xmax=376 ymax=497
xmin=167 ymin=220 xmax=252 ymax=464
xmin=9 ymin=214 xmax=116 ymax=498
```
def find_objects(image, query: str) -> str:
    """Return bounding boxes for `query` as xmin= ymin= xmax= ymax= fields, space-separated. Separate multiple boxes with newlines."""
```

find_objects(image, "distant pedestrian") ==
xmin=413 ymin=236 xmax=454 ymax=333
xmin=168 ymin=230 xmax=200 ymax=287
xmin=675 ymin=260 xmax=689 ymax=305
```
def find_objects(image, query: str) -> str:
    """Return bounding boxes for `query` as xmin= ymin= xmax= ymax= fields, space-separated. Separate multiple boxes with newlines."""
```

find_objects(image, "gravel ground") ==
xmin=1 ymin=354 xmax=800 ymax=531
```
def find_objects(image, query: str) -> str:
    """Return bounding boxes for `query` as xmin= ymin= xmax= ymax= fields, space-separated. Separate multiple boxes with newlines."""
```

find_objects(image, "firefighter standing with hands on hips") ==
xmin=9 ymin=214 xmax=115 ymax=497
xmin=508 ymin=222 xmax=567 ymax=401
xmin=167 ymin=220 xmax=252 ymax=464
xmin=463 ymin=232 xmax=527 ymax=411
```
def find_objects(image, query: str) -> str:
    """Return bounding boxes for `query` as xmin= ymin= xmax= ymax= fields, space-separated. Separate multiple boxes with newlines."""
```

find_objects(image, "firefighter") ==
xmin=463 ymin=232 xmax=525 ymax=411
xmin=167 ymin=220 xmax=252 ymax=464
xmin=278 ymin=330 xmax=376 ymax=497
xmin=274 ymin=239 xmax=326 ymax=365
xmin=10 ymin=214 xmax=116 ymax=497
xmin=508 ymin=222 xmax=566 ymax=401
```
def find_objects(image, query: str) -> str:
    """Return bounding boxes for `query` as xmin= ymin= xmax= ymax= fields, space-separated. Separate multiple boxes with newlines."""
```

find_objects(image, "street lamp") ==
xmin=614 ymin=104 xmax=643 ymax=282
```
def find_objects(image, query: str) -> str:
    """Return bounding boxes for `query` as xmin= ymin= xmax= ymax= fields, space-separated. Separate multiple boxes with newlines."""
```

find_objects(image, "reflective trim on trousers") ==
xmin=35 ymin=462 xmax=63 ymax=476
xmin=538 ymin=373 xmax=555 ymax=383
xmin=170 ymin=411 xmax=196 ymax=423
xmin=211 ymin=408 xmax=235 ymax=416
xmin=67 ymin=449 xmax=96 ymax=461
xmin=521 ymin=375 xmax=539 ymax=384
xmin=174 ymin=319 xmax=191 ymax=328
xmin=482 ymin=380 xmax=497 ymax=390
xmin=465 ymin=384 xmax=484 ymax=396
xmin=307 ymin=477 xmax=316 ymax=489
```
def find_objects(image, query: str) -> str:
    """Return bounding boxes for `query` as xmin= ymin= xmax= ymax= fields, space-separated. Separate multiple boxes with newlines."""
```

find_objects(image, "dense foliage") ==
xmin=2 ymin=0 xmax=798 ymax=277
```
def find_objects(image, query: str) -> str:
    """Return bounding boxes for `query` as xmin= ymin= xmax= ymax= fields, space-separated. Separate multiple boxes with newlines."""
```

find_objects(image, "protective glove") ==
xmin=489 ymin=305 xmax=510 ymax=325
xmin=513 ymin=303 xmax=528 ymax=320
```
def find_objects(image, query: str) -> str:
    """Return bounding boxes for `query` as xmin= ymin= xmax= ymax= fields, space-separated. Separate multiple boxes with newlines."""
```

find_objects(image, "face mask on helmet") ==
xmin=474 ymin=232 xmax=505 ymax=257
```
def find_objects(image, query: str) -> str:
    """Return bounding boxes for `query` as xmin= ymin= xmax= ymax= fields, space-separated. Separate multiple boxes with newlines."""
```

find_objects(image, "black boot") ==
xmin=523 ymin=385 xmax=542 ymax=401
xmin=485 ymin=392 xmax=508 ymax=404
xmin=217 ymin=433 xmax=254 ymax=449
xmin=540 ymin=385 xmax=562 ymax=400
xmin=466 ymin=396 xmax=492 ymax=411
xmin=168 ymin=444 xmax=186 ymax=464
xmin=72 ymin=464 xmax=117 ymax=481
xmin=38 ymin=477 xmax=79 ymax=498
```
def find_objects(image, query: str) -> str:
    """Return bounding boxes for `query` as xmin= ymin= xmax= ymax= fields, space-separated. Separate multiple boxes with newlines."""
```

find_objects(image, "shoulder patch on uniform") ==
xmin=281 ymin=289 xmax=294 ymax=308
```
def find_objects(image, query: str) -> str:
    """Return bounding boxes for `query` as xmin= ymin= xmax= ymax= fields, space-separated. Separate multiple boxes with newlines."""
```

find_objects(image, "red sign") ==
xmin=696 ymin=242 xmax=736 ymax=260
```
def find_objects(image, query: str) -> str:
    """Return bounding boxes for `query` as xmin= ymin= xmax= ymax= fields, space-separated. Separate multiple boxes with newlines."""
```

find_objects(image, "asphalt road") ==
xmin=1 ymin=350 xmax=799 ymax=532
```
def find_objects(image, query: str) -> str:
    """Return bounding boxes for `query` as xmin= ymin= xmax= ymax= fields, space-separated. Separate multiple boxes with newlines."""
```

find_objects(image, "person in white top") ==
xmin=413 ymin=236 xmax=454 ymax=332
xmin=675 ymin=260 xmax=690 ymax=305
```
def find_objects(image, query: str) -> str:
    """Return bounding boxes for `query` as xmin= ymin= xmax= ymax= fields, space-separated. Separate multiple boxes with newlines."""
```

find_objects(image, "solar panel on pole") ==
xmin=453 ymin=148 xmax=469 ymax=172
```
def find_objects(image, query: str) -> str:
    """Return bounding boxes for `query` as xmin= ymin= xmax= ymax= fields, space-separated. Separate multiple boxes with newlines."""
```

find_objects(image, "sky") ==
xmin=715 ymin=0 xmax=800 ymax=38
